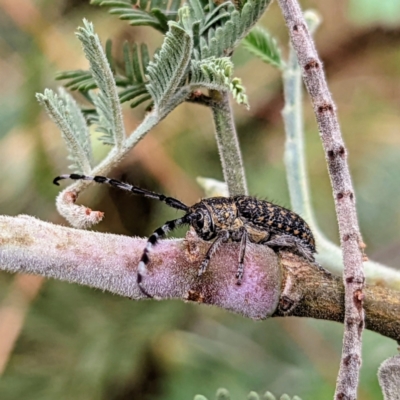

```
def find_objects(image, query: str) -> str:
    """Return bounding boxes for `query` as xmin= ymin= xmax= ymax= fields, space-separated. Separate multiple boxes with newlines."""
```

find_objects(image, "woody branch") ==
xmin=1 ymin=215 xmax=399 ymax=342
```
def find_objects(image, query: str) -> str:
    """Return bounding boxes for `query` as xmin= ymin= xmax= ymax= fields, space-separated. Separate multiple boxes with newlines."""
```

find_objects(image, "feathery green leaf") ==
xmin=57 ymin=41 xmax=152 ymax=109
xmin=36 ymin=88 xmax=92 ymax=173
xmin=180 ymin=0 xmax=273 ymax=59
xmin=56 ymin=70 xmax=97 ymax=91
xmin=76 ymin=20 xmax=126 ymax=147
xmin=146 ymin=22 xmax=192 ymax=111
xmin=91 ymin=0 xmax=183 ymax=33
xmin=189 ymin=57 xmax=249 ymax=107
xmin=128 ymin=93 xmax=152 ymax=108
xmin=242 ymin=26 xmax=284 ymax=69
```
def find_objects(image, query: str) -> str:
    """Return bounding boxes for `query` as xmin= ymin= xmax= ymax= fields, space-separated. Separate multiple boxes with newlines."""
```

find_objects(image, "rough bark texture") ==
xmin=277 ymin=1 xmax=366 ymax=398
xmin=0 ymin=216 xmax=399 ymax=342
xmin=275 ymin=253 xmax=399 ymax=343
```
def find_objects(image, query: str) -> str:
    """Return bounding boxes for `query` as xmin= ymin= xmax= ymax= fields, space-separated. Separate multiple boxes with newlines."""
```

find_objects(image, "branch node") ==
xmin=353 ymin=289 xmax=364 ymax=307
xmin=186 ymin=289 xmax=205 ymax=303
xmin=291 ymin=22 xmax=305 ymax=32
xmin=304 ymin=58 xmax=320 ymax=70
xmin=278 ymin=295 xmax=296 ymax=314
xmin=327 ymin=145 xmax=346 ymax=160
xmin=317 ymin=103 xmax=334 ymax=113
xmin=278 ymin=272 xmax=302 ymax=315
xmin=335 ymin=191 xmax=355 ymax=201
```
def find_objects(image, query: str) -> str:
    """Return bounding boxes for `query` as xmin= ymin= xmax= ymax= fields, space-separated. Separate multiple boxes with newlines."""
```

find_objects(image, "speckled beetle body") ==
xmin=54 ymin=174 xmax=316 ymax=286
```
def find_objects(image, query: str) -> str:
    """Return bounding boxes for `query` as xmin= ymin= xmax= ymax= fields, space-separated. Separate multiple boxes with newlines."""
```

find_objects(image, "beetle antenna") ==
xmin=53 ymin=174 xmax=189 ymax=212
xmin=137 ymin=214 xmax=191 ymax=295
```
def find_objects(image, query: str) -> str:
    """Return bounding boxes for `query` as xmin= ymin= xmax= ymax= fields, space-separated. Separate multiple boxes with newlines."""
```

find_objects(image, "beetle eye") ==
xmin=196 ymin=213 xmax=204 ymax=229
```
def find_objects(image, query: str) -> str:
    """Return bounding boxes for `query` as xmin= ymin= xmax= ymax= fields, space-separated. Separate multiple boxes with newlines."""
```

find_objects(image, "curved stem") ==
xmin=56 ymin=93 xmax=188 ymax=229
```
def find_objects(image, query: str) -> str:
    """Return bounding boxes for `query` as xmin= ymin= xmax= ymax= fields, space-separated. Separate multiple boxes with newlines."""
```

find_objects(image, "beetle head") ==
xmin=188 ymin=203 xmax=216 ymax=241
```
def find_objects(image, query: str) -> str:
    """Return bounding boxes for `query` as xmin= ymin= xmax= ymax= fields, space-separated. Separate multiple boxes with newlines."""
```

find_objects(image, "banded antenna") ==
xmin=53 ymin=174 xmax=189 ymax=212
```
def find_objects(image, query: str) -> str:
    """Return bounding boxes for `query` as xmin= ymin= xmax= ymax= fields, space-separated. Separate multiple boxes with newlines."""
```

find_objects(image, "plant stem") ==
xmin=282 ymin=26 xmax=400 ymax=287
xmin=277 ymin=1 xmax=366 ymax=398
xmin=210 ymin=90 xmax=248 ymax=196
xmin=56 ymin=93 xmax=188 ymax=229
xmin=282 ymin=22 xmax=314 ymax=223
xmin=1 ymin=215 xmax=399 ymax=341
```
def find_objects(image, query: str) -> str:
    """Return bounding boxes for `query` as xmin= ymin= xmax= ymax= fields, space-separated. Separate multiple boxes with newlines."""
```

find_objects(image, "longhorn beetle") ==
xmin=53 ymin=174 xmax=316 ymax=286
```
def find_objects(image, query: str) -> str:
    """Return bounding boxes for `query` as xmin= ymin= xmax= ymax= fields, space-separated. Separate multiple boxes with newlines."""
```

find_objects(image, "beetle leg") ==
xmin=198 ymin=230 xmax=230 ymax=277
xmin=236 ymin=229 xmax=248 ymax=285
xmin=266 ymin=234 xmax=315 ymax=262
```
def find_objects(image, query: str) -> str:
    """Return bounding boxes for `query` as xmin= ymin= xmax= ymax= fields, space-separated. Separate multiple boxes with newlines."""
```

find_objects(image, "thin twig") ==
xmin=210 ymin=90 xmax=248 ymax=196
xmin=277 ymin=1 xmax=366 ymax=398
xmin=0 ymin=215 xmax=399 ymax=341
xmin=281 ymin=11 xmax=400 ymax=289
xmin=282 ymin=10 xmax=318 ymax=223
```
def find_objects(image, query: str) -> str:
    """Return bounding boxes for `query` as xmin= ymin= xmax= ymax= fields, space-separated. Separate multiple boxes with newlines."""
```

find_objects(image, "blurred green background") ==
xmin=0 ymin=0 xmax=399 ymax=399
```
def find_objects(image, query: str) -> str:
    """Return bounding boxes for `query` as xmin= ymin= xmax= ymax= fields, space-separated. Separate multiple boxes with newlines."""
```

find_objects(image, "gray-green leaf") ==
xmin=242 ymin=26 xmax=284 ymax=69
xmin=146 ymin=22 xmax=192 ymax=111
xmin=36 ymin=88 xmax=92 ymax=173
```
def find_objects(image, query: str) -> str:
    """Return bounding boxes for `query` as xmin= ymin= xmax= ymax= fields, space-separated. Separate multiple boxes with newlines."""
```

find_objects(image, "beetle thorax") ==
xmin=189 ymin=197 xmax=239 ymax=241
